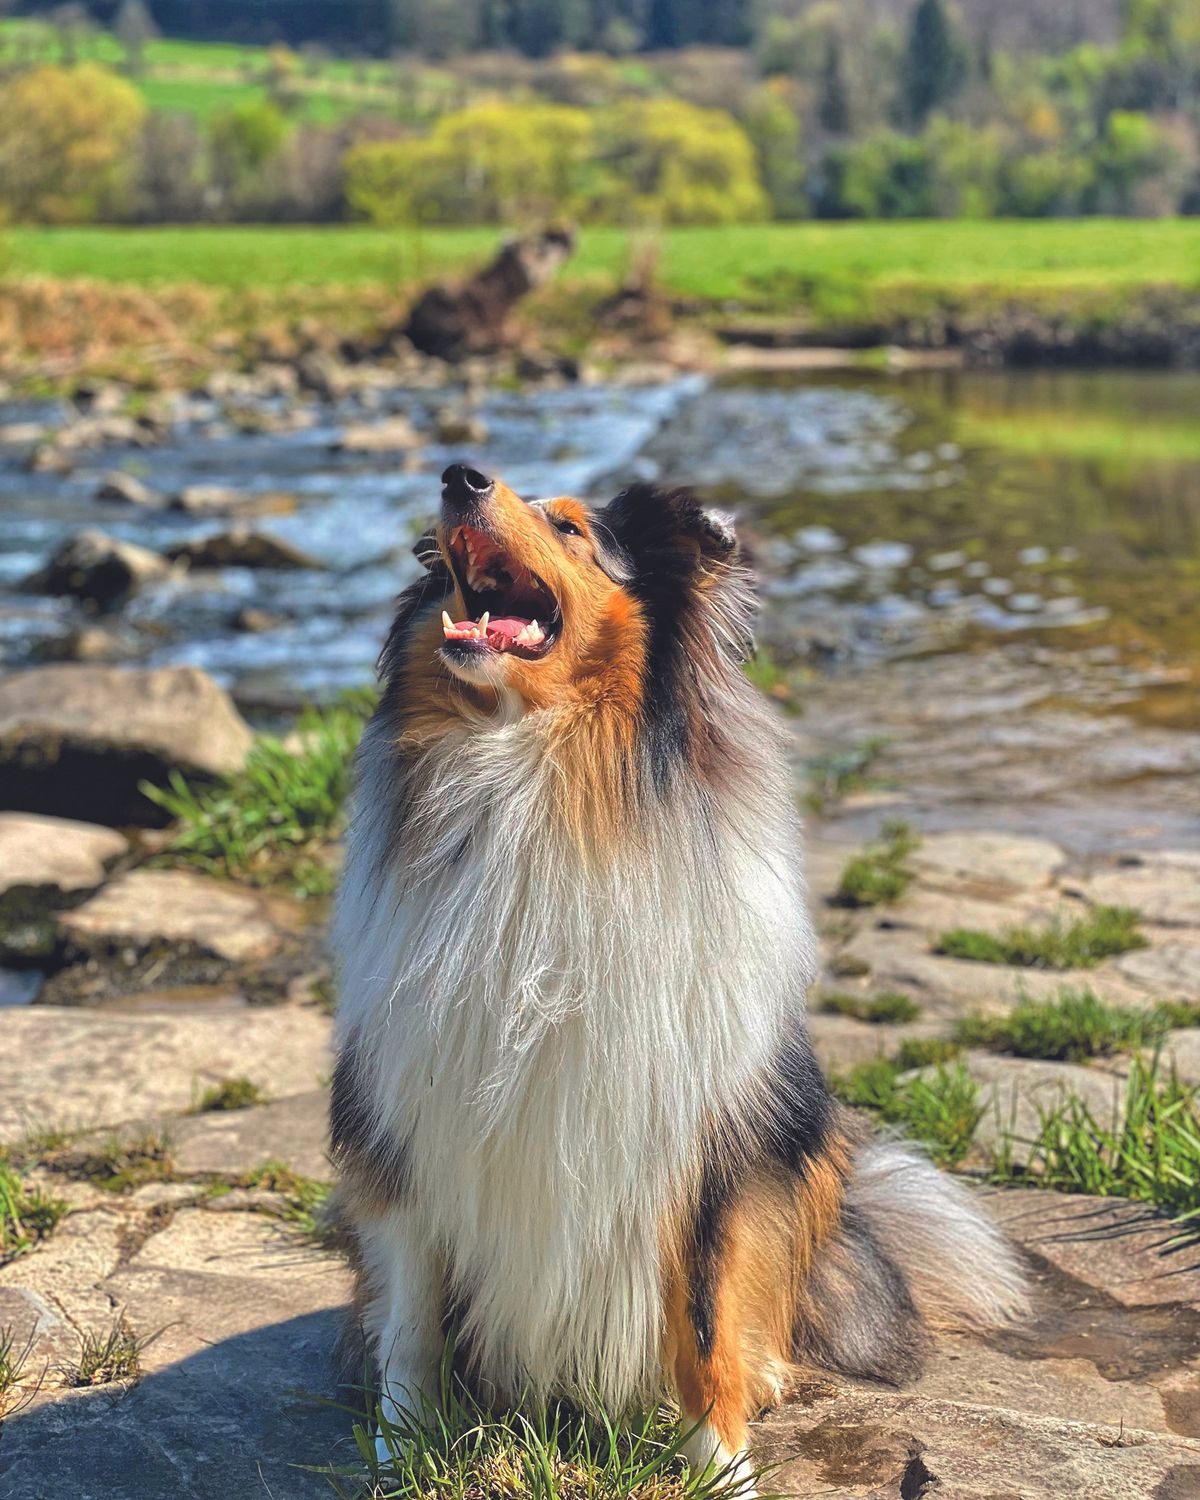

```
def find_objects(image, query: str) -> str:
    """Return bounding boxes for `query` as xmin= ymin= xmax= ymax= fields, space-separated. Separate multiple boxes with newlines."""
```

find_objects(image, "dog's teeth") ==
xmin=441 ymin=610 xmax=453 ymax=635
xmin=479 ymin=612 xmax=489 ymax=634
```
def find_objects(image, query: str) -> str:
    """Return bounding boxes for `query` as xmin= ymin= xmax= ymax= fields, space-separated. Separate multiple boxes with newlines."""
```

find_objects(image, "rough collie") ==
xmin=331 ymin=463 xmax=1025 ymax=1486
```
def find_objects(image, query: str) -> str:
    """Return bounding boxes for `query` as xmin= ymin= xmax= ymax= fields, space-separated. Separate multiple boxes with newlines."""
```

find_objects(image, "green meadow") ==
xmin=5 ymin=220 xmax=1198 ymax=307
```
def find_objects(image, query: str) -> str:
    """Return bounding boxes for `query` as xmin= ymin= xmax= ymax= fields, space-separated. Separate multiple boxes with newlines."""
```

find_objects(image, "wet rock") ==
xmin=331 ymin=415 xmax=421 ymax=453
xmin=165 ymin=527 xmax=322 ymax=572
xmin=38 ymin=621 xmax=148 ymax=664
xmin=23 ymin=529 xmax=170 ymax=610
xmin=96 ymin=470 xmax=163 ymax=508
xmin=234 ymin=605 xmax=286 ymax=633
xmin=58 ymin=870 xmax=294 ymax=968
xmin=0 ymin=1004 xmax=331 ymax=1139
xmin=170 ymin=484 xmax=297 ymax=517
xmin=910 ymin=830 xmax=1066 ymax=895
xmin=433 ymin=407 xmax=489 ymax=445
xmin=0 ymin=812 xmax=127 ymax=962
xmin=0 ymin=664 xmax=253 ymax=824
xmin=295 ymin=350 xmax=353 ymax=401
xmin=403 ymin=227 xmax=575 ymax=360
xmin=1073 ymin=854 xmax=1200 ymax=929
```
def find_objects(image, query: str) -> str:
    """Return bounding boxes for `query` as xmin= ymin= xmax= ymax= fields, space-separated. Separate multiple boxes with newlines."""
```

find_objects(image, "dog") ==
xmin=331 ymin=464 xmax=1026 ymax=1487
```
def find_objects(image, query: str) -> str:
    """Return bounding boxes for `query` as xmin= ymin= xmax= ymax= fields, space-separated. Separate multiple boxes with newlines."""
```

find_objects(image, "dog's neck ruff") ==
xmin=334 ymin=704 xmax=816 ymax=1407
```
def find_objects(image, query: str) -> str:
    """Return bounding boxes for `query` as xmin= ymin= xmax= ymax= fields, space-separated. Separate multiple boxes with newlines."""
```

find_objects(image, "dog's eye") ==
xmin=551 ymin=518 xmax=583 ymax=537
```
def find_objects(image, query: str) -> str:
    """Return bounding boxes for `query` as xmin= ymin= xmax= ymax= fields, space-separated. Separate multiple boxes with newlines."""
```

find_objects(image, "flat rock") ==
xmin=165 ymin=526 xmax=321 ymax=571
xmin=989 ymin=1189 xmax=1200 ymax=1310
xmin=806 ymin=1011 xmax=940 ymax=1074
xmin=172 ymin=1089 xmax=331 ymax=1180
xmin=0 ymin=1210 xmax=350 ymax=1499
xmin=1116 ymin=943 xmax=1200 ymax=1001
xmin=96 ymin=470 xmax=163 ymax=507
xmin=1074 ymin=855 xmax=1200 ymax=928
xmin=0 ymin=664 xmax=253 ymax=824
xmin=332 ymin=415 xmax=421 ymax=453
xmin=0 ymin=812 xmax=128 ymax=961
xmin=170 ymin=484 xmax=296 ymax=517
xmin=957 ymin=1052 xmax=1128 ymax=1165
xmin=910 ymin=830 xmax=1066 ymax=894
xmin=0 ymin=813 xmax=126 ymax=901
xmin=23 ymin=528 xmax=169 ymax=609
xmin=0 ymin=1005 xmax=331 ymax=1139
xmin=58 ymin=869 xmax=294 ymax=966
xmin=1163 ymin=1029 xmax=1200 ymax=1086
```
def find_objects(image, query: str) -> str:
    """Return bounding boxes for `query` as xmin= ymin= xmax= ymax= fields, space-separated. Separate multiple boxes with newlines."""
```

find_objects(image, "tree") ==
xmin=208 ymin=99 xmax=290 ymax=214
xmin=817 ymin=33 xmax=851 ymax=134
xmin=114 ymin=0 xmax=157 ymax=76
xmin=743 ymin=83 xmax=807 ymax=218
xmin=0 ymin=62 xmax=145 ymax=222
xmin=902 ymin=0 xmax=966 ymax=126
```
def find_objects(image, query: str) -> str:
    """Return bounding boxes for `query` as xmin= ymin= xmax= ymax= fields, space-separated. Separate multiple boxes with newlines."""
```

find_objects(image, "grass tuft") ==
xmin=75 ymin=1130 xmax=174 ymax=1194
xmin=239 ymin=1160 xmax=341 ymax=1249
xmin=317 ymin=1361 xmax=762 ymax=1500
xmin=195 ymin=1077 xmax=267 ymax=1113
xmin=819 ymin=991 xmax=921 ymax=1025
xmin=0 ymin=1164 xmax=68 ymax=1265
xmin=831 ymin=1057 xmax=981 ymax=1167
xmin=989 ymin=1051 xmax=1200 ymax=1229
xmin=834 ymin=820 xmax=920 ymax=908
xmin=141 ymin=691 xmax=373 ymax=898
xmin=935 ymin=904 xmax=1146 ymax=970
xmin=956 ymin=987 xmax=1175 ymax=1063
xmin=69 ymin=1319 xmax=155 ymax=1388
xmin=802 ymin=737 xmax=888 ymax=813
xmin=0 ymin=1325 xmax=40 ymax=1416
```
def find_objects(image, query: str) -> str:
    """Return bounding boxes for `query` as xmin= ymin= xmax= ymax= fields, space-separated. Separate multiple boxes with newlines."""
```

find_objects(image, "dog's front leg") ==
xmin=359 ymin=1207 xmax=445 ymax=1464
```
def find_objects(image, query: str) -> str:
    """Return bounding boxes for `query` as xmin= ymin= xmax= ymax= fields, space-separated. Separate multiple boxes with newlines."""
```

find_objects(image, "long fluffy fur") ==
xmin=331 ymin=474 xmax=1025 ymax=1472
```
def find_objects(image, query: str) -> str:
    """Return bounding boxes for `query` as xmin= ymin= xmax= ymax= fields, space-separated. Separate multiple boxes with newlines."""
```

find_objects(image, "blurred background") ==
xmin=0 ymin=5 xmax=1199 ymax=1497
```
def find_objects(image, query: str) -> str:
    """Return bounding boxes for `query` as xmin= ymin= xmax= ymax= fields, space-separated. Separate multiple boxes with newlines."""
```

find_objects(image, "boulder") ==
xmin=0 ymin=664 xmax=253 ymax=824
xmin=58 ymin=870 xmax=292 ymax=967
xmin=96 ymin=470 xmax=163 ymax=508
xmin=1116 ymin=942 xmax=1200 ymax=1001
xmin=23 ymin=529 xmax=169 ymax=610
xmin=909 ymin=830 xmax=1066 ymax=894
xmin=165 ymin=527 xmax=321 ymax=571
xmin=331 ymin=415 xmax=421 ymax=453
xmin=0 ymin=812 xmax=127 ymax=961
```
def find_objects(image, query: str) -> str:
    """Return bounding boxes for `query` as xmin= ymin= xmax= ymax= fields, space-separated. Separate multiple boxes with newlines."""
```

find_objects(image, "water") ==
xmin=1 ymin=367 xmax=1197 ymax=726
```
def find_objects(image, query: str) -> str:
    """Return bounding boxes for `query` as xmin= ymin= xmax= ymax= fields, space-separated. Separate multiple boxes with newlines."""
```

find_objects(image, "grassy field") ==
xmin=5 ymin=221 xmax=1198 ymax=303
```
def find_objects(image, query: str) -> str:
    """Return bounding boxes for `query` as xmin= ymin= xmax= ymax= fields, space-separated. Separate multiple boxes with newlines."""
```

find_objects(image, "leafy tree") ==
xmin=902 ymin=0 xmax=967 ymax=126
xmin=0 ymin=62 xmax=145 ymax=222
xmin=743 ymin=83 xmax=807 ymax=218
xmin=818 ymin=33 xmax=851 ymax=134
xmin=208 ymin=98 xmax=290 ymax=212
xmin=590 ymin=99 xmax=769 ymax=224
xmin=839 ymin=129 xmax=932 ymax=217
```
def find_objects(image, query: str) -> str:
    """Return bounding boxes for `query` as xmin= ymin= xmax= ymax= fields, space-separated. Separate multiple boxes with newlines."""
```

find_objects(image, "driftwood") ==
xmin=402 ymin=228 xmax=576 ymax=361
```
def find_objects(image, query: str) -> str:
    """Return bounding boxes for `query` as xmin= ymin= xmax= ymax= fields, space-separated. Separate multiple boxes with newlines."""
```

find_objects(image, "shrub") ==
xmin=0 ymin=63 xmax=145 ymax=222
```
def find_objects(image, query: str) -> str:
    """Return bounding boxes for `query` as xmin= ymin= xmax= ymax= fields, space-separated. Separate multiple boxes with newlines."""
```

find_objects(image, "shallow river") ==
xmin=1 ymin=366 xmax=1197 ymax=728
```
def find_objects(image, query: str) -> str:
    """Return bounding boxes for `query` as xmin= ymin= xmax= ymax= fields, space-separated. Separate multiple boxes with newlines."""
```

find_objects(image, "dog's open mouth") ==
xmin=441 ymin=524 xmax=560 ymax=661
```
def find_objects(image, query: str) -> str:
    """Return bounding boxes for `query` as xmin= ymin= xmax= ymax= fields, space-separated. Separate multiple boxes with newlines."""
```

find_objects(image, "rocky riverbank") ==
xmin=0 ymin=642 xmax=1198 ymax=1496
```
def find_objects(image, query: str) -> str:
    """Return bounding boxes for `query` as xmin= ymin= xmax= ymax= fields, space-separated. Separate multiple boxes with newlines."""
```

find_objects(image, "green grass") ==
xmin=802 ymin=737 xmax=888 ymax=814
xmin=0 ymin=1325 xmax=38 ymax=1416
xmin=0 ymin=1164 xmax=67 ymax=1265
xmin=240 ymin=1160 xmax=339 ymax=1249
xmin=5 ymin=221 xmax=1199 ymax=304
xmin=195 ymin=1077 xmax=267 ymax=1113
xmin=956 ymin=987 xmax=1180 ymax=1063
xmin=935 ymin=904 xmax=1146 ymax=970
xmin=143 ymin=693 xmax=371 ymax=897
xmin=818 ymin=991 xmax=921 ymax=1025
xmin=319 ymin=1363 xmax=760 ymax=1500
xmin=69 ymin=1319 xmax=155 ymax=1387
xmin=831 ymin=1058 xmax=982 ymax=1167
xmin=990 ymin=1051 xmax=1200 ymax=1230
xmin=834 ymin=820 xmax=920 ymax=908
xmin=74 ymin=1129 xmax=174 ymax=1194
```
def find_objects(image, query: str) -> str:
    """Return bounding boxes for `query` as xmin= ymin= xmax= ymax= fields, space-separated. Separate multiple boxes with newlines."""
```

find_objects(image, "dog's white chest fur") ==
xmin=335 ymin=718 xmax=815 ymax=1406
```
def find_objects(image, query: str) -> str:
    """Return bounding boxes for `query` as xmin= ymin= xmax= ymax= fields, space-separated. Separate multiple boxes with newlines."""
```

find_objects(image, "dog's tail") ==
xmin=796 ymin=1137 xmax=1028 ymax=1385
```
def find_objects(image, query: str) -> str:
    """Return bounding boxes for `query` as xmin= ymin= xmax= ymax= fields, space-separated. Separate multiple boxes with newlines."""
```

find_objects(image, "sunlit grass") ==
xmin=956 ymin=987 xmax=1187 ymax=1063
xmin=819 ymin=991 xmax=921 ymax=1024
xmin=0 ymin=1164 xmax=67 ymax=1265
xmin=831 ymin=1057 xmax=982 ymax=1168
xmin=936 ymin=904 xmax=1146 ymax=970
xmin=834 ymin=820 xmax=920 ymax=908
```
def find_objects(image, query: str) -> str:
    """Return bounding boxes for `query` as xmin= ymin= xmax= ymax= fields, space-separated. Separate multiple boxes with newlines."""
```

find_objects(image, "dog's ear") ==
xmin=599 ymin=484 xmax=739 ymax=570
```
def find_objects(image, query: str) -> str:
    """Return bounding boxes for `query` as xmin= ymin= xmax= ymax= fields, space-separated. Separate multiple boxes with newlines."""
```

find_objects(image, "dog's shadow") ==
xmin=0 ymin=1308 xmax=359 ymax=1500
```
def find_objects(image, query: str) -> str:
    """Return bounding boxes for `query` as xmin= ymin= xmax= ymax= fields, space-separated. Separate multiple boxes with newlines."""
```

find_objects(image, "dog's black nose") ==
xmin=441 ymin=464 xmax=494 ymax=508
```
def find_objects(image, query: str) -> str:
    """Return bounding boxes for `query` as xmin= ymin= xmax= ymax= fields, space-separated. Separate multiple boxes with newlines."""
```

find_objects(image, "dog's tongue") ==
xmin=441 ymin=611 xmax=546 ymax=649
xmin=485 ymin=616 xmax=536 ymax=646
